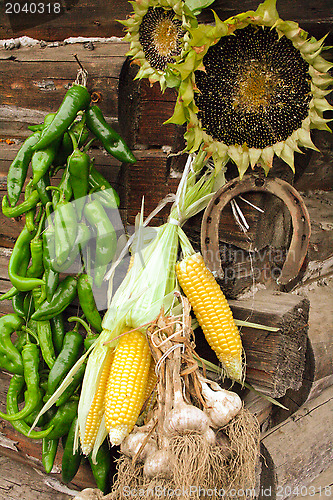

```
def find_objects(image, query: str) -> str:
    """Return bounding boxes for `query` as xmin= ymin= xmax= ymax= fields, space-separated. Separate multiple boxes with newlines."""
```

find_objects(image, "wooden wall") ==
xmin=1 ymin=0 xmax=332 ymax=44
xmin=0 ymin=1 xmax=332 ymax=496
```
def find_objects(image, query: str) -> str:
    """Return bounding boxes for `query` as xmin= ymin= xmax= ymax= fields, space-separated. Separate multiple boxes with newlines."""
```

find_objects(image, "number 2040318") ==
xmin=276 ymin=485 xmax=332 ymax=497
xmin=5 ymin=2 xmax=61 ymax=14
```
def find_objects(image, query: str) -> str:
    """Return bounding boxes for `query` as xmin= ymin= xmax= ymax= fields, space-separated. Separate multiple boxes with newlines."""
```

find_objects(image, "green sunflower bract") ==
xmin=120 ymin=0 xmax=197 ymax=91
xmin=167 ymin=0 xmax=333 ymax=176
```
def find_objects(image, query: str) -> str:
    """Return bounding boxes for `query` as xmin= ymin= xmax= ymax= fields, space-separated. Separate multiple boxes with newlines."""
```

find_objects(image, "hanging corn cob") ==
xmin=176 ymin=252 xmax=243 ymax=382
xmin=81 ymin=348 xmax=114 ymax=455
xmin=105 ymin=329 xmax=152 ymax=446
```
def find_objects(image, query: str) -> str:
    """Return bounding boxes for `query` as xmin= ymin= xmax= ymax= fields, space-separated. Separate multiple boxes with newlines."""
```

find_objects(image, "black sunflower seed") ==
xmin=194 ymin=24 xmax=312 ymax=149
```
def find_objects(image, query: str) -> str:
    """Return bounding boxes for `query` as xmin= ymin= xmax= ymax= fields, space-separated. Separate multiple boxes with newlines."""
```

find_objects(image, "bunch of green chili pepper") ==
xmin=0 ymin=79 xmax=131 ymax=490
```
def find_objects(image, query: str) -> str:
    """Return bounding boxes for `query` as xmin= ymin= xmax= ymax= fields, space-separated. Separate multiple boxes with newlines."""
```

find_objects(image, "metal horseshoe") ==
xmin=201 ymin=175 xmax=311 ymax=285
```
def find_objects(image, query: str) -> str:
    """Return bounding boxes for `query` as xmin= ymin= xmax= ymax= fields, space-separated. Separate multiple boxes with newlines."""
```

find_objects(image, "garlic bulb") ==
xmin=164 ymin=402 xmax=210 ymax=435
xmin=120 ymin=429 xmax=158 ymax=462
xmin=200 ymin=378 xmax=242 ymax=428
xmin=143 ymin=448 xmax=174 ymax=479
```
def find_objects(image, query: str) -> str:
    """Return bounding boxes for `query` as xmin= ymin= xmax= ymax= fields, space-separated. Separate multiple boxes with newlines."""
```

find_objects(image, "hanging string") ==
xmin=73 ymin=54 xmax=88 ymax=87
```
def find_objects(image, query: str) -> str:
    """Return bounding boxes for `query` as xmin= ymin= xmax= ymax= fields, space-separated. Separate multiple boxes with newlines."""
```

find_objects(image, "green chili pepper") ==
xmin=50 ymin=313 xmax=65 ymax=355
xmin=56 ymin=362 xmax=85 ymax=407
xmin=43 ymin=208 xmax=59 ymax=302
xmin=1 ymin=287 xmax=19 ymax=301
xmin=14 ymin=331 xmax=27 ymax=353
xmin=68 ymin=133 xmax=90 ymax=220
xmin=24 ymin=399 xmax=47 ymax=427
xmin=30 ymin=113 xmax=59 ymax=185
xmin=43 ymin=398 xmax=79 ymax=440
xmin=2 ymin=190 xmax=40 ymax=219
xmin=28 ymin=124 xmax=43 ymax=132
xmin=54 ymin=132 xmax=73 ymax=167
xmin=77 ymin=274 xmax=102 ymax=332
xmin=36 ymin=171 xmax=52 ymax=206
xmin=25 ymin=179 xmax=38 ymax=232
xmin=31 ymin=140 xmax=60 ymax=186
xmin=53 ymin=192 xmax=78 ymax=267
xmin=0 ymin=249 xmax=30 ymax=302
xmin=70 ymin=115 xmax=90 ymax=148
xmin=23 ymin=293 xmax=35 ymax=319
xmin=88 ymin=164 xmax=120 ymax=209
xmin=6 ymin=132 xmax=41 ymax=207
xmin=26 ymin=213 xmax=45 ymax=279
xmin=56 ymin=116 xmax=89 ymax=168
xmin=84 ymin=334 xmax=99 ymax=351
xmin=42 ymin=438 xmax=59 ymax=474
xmin=76 ymin=222 xmax=92 ymax=251
xmin=0 ymin=314 xmax=24 ymax=374
xmin=12 ymin=292 xmax=26 ymax=318
xmin=54 ymin=222 xmax=91 ymax=273
xmin=61 ymin=416 xmax=82 ymax=483
xmin=47 ymin=327 xmax=83 ymax=395
xmin=51 ymin=170 xmax=73 ymax=208
xmin=0 ymin=341 xmax=43 ymax=421
xmin=84 ymin=199 xmax=117 ymax=287
xmin=32 ymin=289 xmax=56 ymax=369
xmin=31 ymin=275 xmax=78 ymax=321
xmin=33 ymin=85 xmax=91 ymax=151
xmin=5 ymin=374 xmax=54 ymax=439
xmin=85 ymin=105 xmax=136 ymax=164
xmin=8 ymin=225 xmax=45 ymax=292
xmin=88 ymin=440 xmax=111 ymax=494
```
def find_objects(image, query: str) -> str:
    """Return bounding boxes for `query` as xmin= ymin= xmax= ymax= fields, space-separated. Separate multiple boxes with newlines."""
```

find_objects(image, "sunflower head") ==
xmin=120 ymin=0 xmax=197 ymax=90
xmin=168 ymin=0 xmax=333 ymax=176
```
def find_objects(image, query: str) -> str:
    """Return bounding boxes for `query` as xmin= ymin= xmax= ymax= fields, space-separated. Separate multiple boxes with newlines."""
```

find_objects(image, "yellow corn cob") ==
xmin=144 ymin=360 xmax=157 ymax=401
xmin=136 ymin=360 xmax=158 ymax=426
xmin=81 ymin=348 xmax=114 ymax=455
xmin=176 ymin=253 xmax=243 ymax=382
xmin=105 ymin=329 xmax=152 ymax=446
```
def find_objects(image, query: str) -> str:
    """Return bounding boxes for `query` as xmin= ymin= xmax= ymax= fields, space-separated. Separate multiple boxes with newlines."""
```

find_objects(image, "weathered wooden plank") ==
xmin=0 ymin=1 xmax=132 ymax=40
xmin=0 ymin=42 xmax=129 ymax=136
xmin=261 ymin=385 xmax=333 ymax=500
xmin=118 ymin=59 xmax=185 ymax=150
xmin=122 ymin=149 xmax=181 ymax=226
xmin=243 ymin=390 xmax=273 ymax=431
xmin=271 ymin=273 xmax=333 ymax=424
xmin=230 ymin=290 xmax=309 ymax=397
xmin=0 ymin=0 xmax=332 ymax=44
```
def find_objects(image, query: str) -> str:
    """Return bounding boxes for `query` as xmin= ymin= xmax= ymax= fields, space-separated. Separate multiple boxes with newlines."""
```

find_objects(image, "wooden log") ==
xmin=0 ymin=0 xmax=332 ymax=46
xmin=270 ymin=271 xmax=333 ymax=425
xmin=243 ymin=390 xmax=272 ymax=433
xmin=0 ymin=42 xmax=128 ymax=133
xmin=118 ymin=58 xmax=186 ymax=151
xmin=260 ymin=385 xmax=333 ymax=500
xmin=233 ymin=290 xmax=309 ymax=398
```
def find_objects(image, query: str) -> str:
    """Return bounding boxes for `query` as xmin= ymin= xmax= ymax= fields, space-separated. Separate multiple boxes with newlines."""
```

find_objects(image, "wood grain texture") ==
xmin=231 ymin=290 xmax=310 ymax=398
xmin=0 ymin=42 xmax=128 ymax=140
xmin=0 ymin=0 xmax=332 ymax=44
xmin=261 ymin=384 xmax=333 ymax=499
